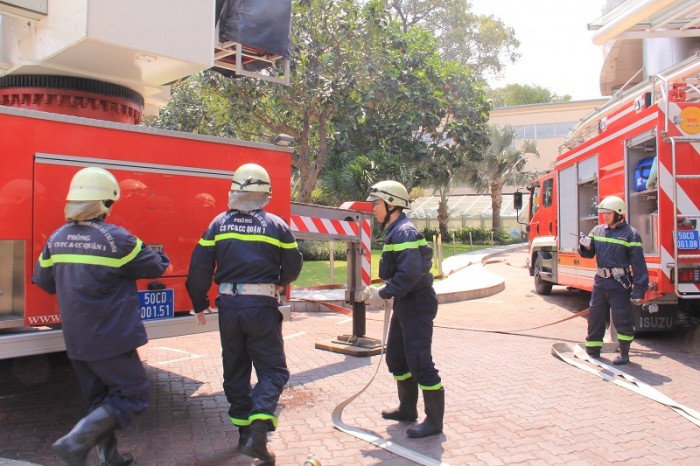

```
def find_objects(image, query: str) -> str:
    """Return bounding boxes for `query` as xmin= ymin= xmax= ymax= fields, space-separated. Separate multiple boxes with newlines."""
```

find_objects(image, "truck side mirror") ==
xmin=513 ymin=192 xmax=523 ymax=211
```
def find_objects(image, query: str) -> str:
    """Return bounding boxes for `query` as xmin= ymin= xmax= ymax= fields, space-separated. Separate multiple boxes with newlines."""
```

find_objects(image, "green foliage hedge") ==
xmin=421 ymin=226 xmax=516 ymax=244
xmin=299 ymin=229 xmax=522 ymax=260
xmin=297 ymin=240 xmax=349 ymax=261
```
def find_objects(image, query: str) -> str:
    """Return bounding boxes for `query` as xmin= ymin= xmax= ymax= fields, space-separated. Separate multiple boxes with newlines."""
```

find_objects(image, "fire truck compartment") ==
xmin=0 ymin=240 xmax=24 ymax=329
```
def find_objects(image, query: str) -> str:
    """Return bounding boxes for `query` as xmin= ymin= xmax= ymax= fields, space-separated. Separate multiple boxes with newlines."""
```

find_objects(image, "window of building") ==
xmin=511 ymin=122 xmax=577 ymax=140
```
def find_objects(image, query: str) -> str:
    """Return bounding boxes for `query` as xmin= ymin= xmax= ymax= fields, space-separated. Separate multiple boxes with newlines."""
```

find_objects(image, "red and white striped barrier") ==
xmin=290 ymin=215 xmax=359 ymax=237
xmin=290 ymin=213 xmax=372 ymax=289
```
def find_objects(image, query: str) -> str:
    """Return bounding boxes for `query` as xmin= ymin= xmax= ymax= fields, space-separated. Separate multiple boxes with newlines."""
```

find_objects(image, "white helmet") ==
xmin=231 ymin=163 xmax=271 ymax=193
xmin=367 ymin=180 xmax=411 ymax=209
xmin=598 ymin=195 xmax=625 ymax=215
xmin=66 ymin=167 xmax=120 ymax=202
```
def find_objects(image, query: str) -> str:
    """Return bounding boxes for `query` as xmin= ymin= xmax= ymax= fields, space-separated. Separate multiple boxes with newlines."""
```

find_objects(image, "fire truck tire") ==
xmin=533 ymin=255 xmax=553 ymax=295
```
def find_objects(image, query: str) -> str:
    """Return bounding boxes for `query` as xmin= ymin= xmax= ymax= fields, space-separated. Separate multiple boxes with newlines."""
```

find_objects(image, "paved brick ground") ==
xmin=1 ymin=249 xmax=699 ymax=465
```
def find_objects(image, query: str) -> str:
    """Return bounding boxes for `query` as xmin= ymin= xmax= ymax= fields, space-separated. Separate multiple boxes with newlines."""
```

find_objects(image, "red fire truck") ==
xmin=526 ymin=55 xmax=700 ymax=332
xmin=0 ymin=103 xmax=294 ymax=358
xmin=0 ymin=0 xmax=308 ymax=359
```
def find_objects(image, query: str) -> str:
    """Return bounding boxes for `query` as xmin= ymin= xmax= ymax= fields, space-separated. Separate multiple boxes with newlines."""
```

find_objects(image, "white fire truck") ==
xmin=526 ymin=54 xmax=700 ymax=332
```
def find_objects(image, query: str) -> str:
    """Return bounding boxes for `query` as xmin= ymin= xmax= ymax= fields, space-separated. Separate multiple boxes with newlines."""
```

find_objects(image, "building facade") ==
xmin=408 ymin=98 xmax=608 ymax=237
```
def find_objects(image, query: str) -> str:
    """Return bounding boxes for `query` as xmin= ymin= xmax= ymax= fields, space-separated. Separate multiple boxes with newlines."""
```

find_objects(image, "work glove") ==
xmin=362 ymin=285 xmax=387 ymax=308
xmin=579 ymin=235 xmax=592 ymax=249
xmin=630 ymin=298 xmax=643 ymax=306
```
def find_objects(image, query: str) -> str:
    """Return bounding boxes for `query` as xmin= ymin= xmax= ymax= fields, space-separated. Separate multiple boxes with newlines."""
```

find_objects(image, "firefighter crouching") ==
xmin=186 ymin=163 xmax=303 ymax=464
xmin=578 ymin=195 xmax=649 ymax=365
xmin=33 ymin=167 xmax=171 ymax=466
xmin=363 ymin=180 xmax=444 ymax=438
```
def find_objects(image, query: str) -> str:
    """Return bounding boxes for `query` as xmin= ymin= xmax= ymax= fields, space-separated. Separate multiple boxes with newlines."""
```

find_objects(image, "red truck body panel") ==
xmin=0 ymin=107 xmax=292 ymax=326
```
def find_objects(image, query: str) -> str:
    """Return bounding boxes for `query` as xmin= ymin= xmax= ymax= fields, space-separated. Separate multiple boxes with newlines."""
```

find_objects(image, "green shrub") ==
xmin=450 ymin=227 xmax=522 ymax=244
xmin=297 ymin=240 xmax=348 ymax=261
xmin=421 ymin=227 xmax=439 ymax=241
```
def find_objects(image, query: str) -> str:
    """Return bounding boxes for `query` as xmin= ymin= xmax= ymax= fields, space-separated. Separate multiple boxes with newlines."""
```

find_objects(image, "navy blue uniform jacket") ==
xmin=579 ymin=221 xmax=649 ymax=299
xmin=33 ymin=219 xmax=170 ymax=361
xmin=186 ymin=209 xmax=303 ymax=312
xmin=378 ymin=213 xmax=433 ymax=299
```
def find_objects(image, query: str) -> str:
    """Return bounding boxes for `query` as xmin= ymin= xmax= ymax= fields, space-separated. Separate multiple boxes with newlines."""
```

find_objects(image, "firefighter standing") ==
xmin=186 ymin=163 xmax=302 ymax=465
xmin=33 ymin=167 xmax=171 ymax=466
xmin=578 ymin=195 xmax=648 ymax=365
xmin=363 ymin=180 xmax=444 ymax=438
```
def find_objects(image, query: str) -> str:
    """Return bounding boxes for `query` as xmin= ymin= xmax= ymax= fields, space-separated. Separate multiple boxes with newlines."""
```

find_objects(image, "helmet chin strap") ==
xmin=609 ymin=212 xmax=624 ymax=227
xmin=380 ymin=201 xmax=401 ymax=229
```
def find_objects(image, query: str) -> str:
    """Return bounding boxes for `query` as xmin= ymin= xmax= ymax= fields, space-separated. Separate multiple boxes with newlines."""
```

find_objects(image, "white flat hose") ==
xmin=331 ymin=300 xmax=451 ymax=466
xmin=552 ymin=342 xmax=700 ymax=428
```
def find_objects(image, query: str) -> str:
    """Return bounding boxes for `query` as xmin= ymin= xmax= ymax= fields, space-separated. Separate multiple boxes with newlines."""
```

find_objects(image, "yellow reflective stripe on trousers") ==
xmin=249 ymin=413 xmax=278 ymax=429
xmin=382 ymin=238 xmax=428 ymax=252
xmin=590 ymin=235 xmax=642 ymax=248
xmin=229 ymin=417 xmax=250 ymax=427
xmin=198 ymin=232 xmax=297 ymax=249
xmin=394 ymin=372 xmax=412 ymax=381
xmin=419 ymin=382 xmax=443 ymax=391
xmin=39 ymin=239 xmax=143 ymax=268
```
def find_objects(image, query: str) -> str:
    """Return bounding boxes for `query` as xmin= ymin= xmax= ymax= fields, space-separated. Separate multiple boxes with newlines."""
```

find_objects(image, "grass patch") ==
xmin=293 ymin=243 xmax=493 ymax=288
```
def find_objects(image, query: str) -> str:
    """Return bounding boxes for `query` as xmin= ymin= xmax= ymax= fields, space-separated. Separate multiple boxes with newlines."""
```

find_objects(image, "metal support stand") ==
xmin=315 ymin=241 xmax=383 ymax=356
xmin=333 ymin=300 xmax=382 ymax=349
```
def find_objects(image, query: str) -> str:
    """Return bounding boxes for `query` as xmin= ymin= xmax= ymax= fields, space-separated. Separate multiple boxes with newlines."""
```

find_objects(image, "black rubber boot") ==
xmin=613 ymin=340 xmax=631 ymax=365
xmin=96 ymin=432 xmax=134 ymax=466
xmin=382 ymin=379 xmax=418 ymax=421
xmin=585 ymin=347 xmax=601 ymax=358
xmin=52 ymin=405 xmax=119 ymax=466
xmin=240 ymin=420 xmax=275 ymax=464
xmin=406 ymin=388 xmax=444 ymax=439
xmin=237 ymin=425 xmax=250 ymax=451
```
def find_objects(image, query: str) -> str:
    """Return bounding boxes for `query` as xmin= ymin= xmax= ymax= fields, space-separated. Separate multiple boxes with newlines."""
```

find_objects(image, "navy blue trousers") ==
xmin=587 ymin=278 xmax=635 ymax=344
xmin=217 ymin=295 xmax=289 ymax=429
xmin=385 ymin=288 xmax=441 ymax=388
xmin=70 ymin=349 xmax=149 ymax=429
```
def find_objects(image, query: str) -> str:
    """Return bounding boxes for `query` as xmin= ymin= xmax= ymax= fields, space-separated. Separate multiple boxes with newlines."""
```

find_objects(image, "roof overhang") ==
xmin=589 ymin=0 xmax=700 ymax=45
xmin=588 ymin=0 xmax=700 ymax=96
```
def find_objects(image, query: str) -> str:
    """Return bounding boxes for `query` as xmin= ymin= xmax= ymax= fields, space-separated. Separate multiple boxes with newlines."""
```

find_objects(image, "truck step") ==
xmin=0 ymin=315 xmax=24 ymax=330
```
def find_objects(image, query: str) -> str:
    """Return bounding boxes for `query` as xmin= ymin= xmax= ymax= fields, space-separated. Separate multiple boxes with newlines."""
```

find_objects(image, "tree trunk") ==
xmin=491 ymin=179 xmax=503 ymax=232
xmin=437 ymin=189 xmax=449 ymax=239
xmin=295 ymin=113 xmax=314 ymax=203
xmin=295 ymin=109 xmax=330 ymax=203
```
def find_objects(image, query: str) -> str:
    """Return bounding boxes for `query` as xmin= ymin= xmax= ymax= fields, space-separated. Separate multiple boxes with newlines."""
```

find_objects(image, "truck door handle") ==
xmin=549 ymin=221 xmax=552 ymax=233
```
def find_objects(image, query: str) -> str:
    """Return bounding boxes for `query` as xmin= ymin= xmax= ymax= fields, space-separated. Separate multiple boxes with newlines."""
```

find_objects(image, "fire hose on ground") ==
xmin=292 ymin=259 xmax=700 ymax=464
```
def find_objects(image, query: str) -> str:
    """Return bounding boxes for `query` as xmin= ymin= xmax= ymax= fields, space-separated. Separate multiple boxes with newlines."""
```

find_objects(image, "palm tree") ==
xmin=464 ymin=124 xmax=539 ymax=232
xmin=317 ymin=149 xmax=411 ymax=205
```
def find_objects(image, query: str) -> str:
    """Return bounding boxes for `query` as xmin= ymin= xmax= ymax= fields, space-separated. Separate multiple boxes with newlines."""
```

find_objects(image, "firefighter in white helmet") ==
xmin=578 ymin=195 xmax=648 ymax=365
xmin=363 ymin=180 xmax=444 ymax=438
xmin=186 ymin=163 xmax=303 ymax=464
xmin=33 ymin=166 xmax=170 ymax=465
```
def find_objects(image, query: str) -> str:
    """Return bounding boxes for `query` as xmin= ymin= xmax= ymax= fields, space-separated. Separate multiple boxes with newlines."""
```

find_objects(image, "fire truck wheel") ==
xmin=534 ymin=255 xmax=553 ymax=295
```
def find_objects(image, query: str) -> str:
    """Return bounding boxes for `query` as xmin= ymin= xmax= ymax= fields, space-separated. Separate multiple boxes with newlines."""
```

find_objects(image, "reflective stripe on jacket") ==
xmin=579 ymin=221 xmax=649 ymax=299
xmin=33 ymin=219 xmax=170 ymax=361
xmin=378 ymin=213 xmax=433 ymax=299
xmin=186 ymin=209 xmax=303 ymax=312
